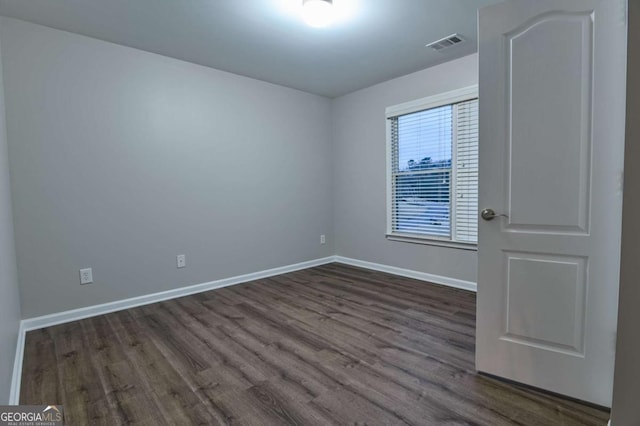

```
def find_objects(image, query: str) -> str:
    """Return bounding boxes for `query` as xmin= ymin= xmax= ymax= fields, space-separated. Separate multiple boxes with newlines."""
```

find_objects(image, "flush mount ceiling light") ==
xmin=302 ymin=0 xmax=334 ymax=28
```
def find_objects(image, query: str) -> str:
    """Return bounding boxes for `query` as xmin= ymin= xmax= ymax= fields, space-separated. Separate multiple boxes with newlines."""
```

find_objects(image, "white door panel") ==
xmin=476 ymin=0 xmax=626 ymax=407
xmin=503 ymin=252 xmax=587 ymax=354
xmin=508 ymin=12 xmax=592 ymax=232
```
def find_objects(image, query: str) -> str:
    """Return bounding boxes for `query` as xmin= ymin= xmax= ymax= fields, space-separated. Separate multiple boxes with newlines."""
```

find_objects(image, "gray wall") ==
xmin=0 ymin=18 xmax=333 ymax=318
xmin=331 ymin=54 xmax=478 ymax=283
xmin=611 ymin=1 xmax=639 ymax=423
xmin=0 ymin=19 xmax=21 ymax=403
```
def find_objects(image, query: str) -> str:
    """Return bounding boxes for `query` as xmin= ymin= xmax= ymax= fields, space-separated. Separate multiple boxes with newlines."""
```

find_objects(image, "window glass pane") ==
xmin=393 ymin=105 xmax=453 ymax=238
xmin=397 ymin=105 xmax=452 ymax=171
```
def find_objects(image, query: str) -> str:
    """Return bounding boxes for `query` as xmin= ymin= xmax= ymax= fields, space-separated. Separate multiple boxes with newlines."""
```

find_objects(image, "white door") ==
xmin=476 ymin=0 xmax=627 ymax=407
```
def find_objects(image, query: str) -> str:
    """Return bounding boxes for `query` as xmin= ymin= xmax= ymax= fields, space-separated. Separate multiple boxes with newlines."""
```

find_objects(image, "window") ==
xmin=386 ymin=86 xmax=478 ymax=247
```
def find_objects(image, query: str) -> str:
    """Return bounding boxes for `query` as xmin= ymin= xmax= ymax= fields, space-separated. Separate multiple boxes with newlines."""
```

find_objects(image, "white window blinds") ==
xmin=454 ymin=99 xmax=479 ymax=243
xmin=388 ymin=96 xmax=478 ymax=244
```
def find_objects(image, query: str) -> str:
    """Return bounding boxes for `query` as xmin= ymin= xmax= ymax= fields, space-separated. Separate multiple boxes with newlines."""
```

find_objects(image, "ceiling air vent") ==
xmin=426 ymin=34 xmax=466 ymax=52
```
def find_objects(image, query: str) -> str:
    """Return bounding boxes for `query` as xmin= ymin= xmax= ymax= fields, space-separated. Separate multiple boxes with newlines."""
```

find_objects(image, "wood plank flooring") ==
xmin=20 ymin=263 xmax=610 ymax=425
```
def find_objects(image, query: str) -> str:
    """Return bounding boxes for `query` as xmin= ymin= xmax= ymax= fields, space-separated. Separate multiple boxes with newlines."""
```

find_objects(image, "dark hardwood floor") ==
xmin=20 ymin=263 xmax=610 ymax=425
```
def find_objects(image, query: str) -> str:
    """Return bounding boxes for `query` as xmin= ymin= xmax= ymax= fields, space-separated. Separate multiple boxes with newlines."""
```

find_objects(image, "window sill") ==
xmin=386 ymin=234 xmax=478 ymax=251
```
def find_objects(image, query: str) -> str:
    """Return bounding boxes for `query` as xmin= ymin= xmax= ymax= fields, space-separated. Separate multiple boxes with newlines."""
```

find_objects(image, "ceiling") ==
xmin=0 ymin=0 xmax=501 ymax=98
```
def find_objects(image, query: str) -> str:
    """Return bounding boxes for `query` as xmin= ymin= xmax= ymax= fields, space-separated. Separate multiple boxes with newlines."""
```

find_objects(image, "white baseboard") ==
xmin=8 ymin=321 xmax=25 ymax=405
xmin=19 ymin=255 xmax=473 ymax=333
xmin=9 ymin=256 xmax=336 ymax=404
xmin=333 ymin=256 xmax=477 ymax=292
xmin=10 ymin=254 xmax=474 ymax=405
xmin=21 ymin=256 xmax=335 ymax=332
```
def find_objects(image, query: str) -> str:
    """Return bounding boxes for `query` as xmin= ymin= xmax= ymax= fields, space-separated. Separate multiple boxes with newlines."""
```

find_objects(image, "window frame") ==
xmin=385 ymin=85 xmax=478 ymax=250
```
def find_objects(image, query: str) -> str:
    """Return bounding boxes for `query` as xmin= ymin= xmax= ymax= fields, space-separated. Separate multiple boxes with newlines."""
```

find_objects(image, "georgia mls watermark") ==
xmin=0 ymin=406 xmax=63 ymax=426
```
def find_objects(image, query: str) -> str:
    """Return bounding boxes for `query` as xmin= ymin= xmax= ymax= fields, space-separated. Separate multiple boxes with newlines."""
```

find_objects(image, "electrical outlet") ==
xmin=177 ymin=254 xmax=186 ymax=268
xmin=320 ymin=234 xmax=326 ymax=245
xmin=80 ymin=268 xmax=93 ymax=285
